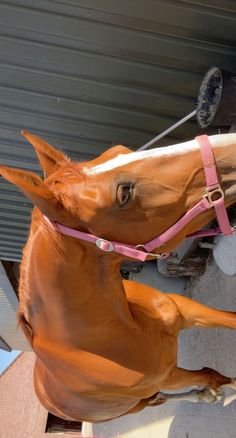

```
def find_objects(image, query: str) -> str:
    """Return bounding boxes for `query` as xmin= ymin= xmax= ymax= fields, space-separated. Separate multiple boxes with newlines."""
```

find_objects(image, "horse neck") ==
xmin=19 ymin=215 xmax=134 ymax=341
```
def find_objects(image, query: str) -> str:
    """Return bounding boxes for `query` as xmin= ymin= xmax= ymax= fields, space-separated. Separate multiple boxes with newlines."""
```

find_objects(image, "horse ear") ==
xmin=0 ymin=165 xmax=60 ymax=219
xmin=21 ymin=131 xmax=68 ymax=177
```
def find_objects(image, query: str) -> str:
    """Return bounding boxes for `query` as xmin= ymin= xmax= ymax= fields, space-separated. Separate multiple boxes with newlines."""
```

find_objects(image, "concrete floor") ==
xmin=93 ymin=260 xmax=236 ymax=438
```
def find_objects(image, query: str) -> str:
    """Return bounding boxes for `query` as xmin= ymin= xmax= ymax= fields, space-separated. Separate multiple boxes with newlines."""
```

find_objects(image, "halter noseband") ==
xmin=43 ymin=135 xmax=233 ymax=261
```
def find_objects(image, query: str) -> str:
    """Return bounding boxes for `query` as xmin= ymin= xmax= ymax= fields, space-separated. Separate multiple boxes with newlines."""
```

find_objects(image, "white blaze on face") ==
xmin=84 ymin=134 xmax=236 ymax=175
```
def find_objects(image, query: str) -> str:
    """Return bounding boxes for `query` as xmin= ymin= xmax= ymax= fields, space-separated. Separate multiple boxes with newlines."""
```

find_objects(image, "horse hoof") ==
xmin=222 ymin=377 xmax=236 ymax=390
xmin=230 ymin=377 xmax=236 ymax=386
xmin=198 ymin=388 xmax=222 ymax=403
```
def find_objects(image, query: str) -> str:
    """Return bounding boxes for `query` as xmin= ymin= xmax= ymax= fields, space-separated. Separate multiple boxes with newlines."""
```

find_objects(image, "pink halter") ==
xmin=44 ymin=135 xmax=233 ymax=261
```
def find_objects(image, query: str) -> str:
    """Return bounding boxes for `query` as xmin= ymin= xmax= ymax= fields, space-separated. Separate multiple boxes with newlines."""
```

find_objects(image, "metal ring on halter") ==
xmin=135 ymin=244 xmax=170 ymax=259
xmin=96 ymin=238 xmax=114 ymax=252
xmin=204 ymin=186 xmax=224 ymax=206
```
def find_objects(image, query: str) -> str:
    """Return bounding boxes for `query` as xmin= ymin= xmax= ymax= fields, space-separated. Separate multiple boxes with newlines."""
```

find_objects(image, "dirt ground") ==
xmin=94 ymin=259 xmax=236 ymax=438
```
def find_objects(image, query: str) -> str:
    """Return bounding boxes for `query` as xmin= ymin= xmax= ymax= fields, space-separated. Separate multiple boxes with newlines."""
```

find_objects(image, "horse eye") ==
xmin=116 ymin=183 xmax=134 ymax=207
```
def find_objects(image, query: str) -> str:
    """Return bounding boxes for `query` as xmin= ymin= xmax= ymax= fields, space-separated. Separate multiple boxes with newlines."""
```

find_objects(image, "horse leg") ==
xmin=166 ymin=293 xmax=236 ymax=330
xmin=161 ymin=367 xmax=233 ymax=390
xmin=127 ymin=367 xmax=236 ymax=414
xmin=155 ymin=366 xmax=236 ymax=405
xmin=148 ymin=389 xmax=222 ymax=405
xmin=126 ymin=389 xmax=220 ymax=415
xmin=127 ymin=385 xmax=226 ymax=414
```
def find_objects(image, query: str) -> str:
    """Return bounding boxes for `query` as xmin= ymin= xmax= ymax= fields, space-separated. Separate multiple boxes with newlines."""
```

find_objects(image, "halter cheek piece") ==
xmin=44 ymin=135 xmax=233 ymax=262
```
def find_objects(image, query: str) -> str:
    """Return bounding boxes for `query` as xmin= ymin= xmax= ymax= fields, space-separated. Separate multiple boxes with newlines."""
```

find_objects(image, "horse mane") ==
xmin=17 ymin=209 xmax=66 ymax=338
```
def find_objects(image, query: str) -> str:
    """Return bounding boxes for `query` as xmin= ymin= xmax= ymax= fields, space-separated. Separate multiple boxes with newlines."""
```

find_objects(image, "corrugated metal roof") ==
xmin=0 ymin=0 xmax=236 ymax=260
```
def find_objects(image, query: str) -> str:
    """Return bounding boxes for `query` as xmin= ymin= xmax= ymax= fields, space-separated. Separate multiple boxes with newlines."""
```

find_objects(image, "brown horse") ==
xmin=1 ymin=131 xmax=236 ymax=423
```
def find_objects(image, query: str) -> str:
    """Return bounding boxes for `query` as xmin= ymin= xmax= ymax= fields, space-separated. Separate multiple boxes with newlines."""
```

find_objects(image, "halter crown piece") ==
xmin=44 ymin=135 xmax=233 ymax=261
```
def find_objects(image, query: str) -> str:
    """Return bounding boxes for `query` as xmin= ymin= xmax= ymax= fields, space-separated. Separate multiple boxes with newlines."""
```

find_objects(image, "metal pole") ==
xmin=138 ymin=109 xmax=197 ymax=151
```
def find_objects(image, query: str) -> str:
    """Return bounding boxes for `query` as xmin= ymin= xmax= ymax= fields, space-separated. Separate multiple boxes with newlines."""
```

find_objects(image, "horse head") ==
xmin=1 ymin=131 xmax=236 ymax=255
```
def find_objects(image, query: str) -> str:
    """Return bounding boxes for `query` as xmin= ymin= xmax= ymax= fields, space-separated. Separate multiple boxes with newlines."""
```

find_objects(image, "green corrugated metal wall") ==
xmin=0 ymin=0 xmax=236 ymax=260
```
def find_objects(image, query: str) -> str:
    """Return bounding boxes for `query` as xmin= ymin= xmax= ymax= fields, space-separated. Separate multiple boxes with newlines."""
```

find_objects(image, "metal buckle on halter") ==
xmin=96 ymin=238 xmax=114 ymax=252
xmin=135 ymin=244 xmax=170 ymax=259
xmin=204 ymin=186 xmax=224 ymax=206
